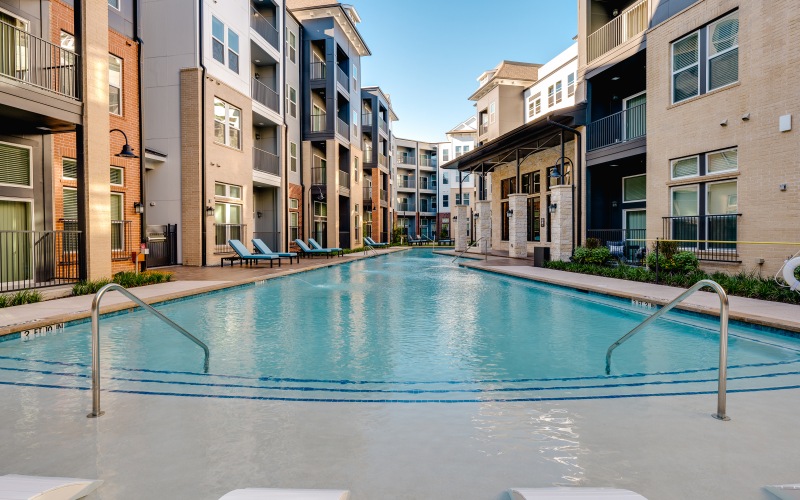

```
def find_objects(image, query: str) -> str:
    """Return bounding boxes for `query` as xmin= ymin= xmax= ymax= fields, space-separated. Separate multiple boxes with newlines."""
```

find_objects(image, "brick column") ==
xmin=550 ymin=185 xmax=574 ymax=261
xmin=179 ymin=69 xmax=202 ymax=266
xmin=508 ymin=193 xmax=528 ymax=258
xmin=454 ymin=204 xmax=469 ymax=252
xmin=475 ymin=200 xmax=491 ymax=254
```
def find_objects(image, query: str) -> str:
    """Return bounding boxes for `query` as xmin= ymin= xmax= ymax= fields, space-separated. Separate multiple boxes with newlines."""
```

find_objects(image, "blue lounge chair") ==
xmin=226 ymin=239 xmax=282 ymax=267
xmin=252 ymin=238 xmax=297 ymax=264
xmin=364 ymin=236 xmax=388 ymax=248
xmin=308 ymin=238 xmax=344 ymax=257
xmin=294 ymin=239 xmax=334 ymax=258
xmin=407 ymin=232 xmax=424 ymax=246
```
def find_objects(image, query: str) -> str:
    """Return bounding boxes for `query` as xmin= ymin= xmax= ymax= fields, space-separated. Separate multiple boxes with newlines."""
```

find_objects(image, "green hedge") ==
xmin=72 ymin=271 xmax=173 ymax=297
xmin=0 ymin=290 xmax=43 ymax=308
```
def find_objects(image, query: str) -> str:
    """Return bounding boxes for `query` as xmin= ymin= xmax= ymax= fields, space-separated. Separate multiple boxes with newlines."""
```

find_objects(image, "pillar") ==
xmin=454 ymin=204 xmax=469 ymax=252
xmin=550 ymin=185 xmax=574 ymax=261
xmin=508 ymin=193 xmax=528 ymax=258
xmin=475 ymin=200 xmax=491 ymax=254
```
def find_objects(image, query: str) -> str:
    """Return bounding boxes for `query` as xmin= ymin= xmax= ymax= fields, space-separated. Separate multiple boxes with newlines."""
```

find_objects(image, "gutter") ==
xmin=198 ymin=0 xmax=208 ymax=266
xmin=134 ymin=0 xmax=146 ymax=262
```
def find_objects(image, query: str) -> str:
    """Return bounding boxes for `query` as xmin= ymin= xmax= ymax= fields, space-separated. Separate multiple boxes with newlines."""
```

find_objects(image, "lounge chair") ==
xmin=219 ymin=488 xmax=350 ymax=499
xmin=308 ymin=238 xmax=344 ymax=257
xmin=252 ymin=238 xmax=297 ymax=264
xmin=364 ymin=236 xmax=388 ymax=248
xmin=508 ymin=487 xmax=647 ymax=499
xmin=765 ymin=484 xmax=800 ymax=499
xmin=227 ymin=239 xmax=282 ymax=268
xmin=407 ymin=233 xmax=424 ymax=246
xmin=294 ymin=239 xmax=334 ymax=258
xmin=606 ymin=240 xmax=626 ymax=262
xmin=0 ymin=474 xmax=103 ymax=499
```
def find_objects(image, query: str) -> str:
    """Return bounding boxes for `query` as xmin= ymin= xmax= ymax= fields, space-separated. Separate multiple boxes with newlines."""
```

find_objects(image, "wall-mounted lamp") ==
xmin=611 ymin=200 xmax=618 ymax=208
xmin=506 ymin=210 xmax=513 ymax=218
xmin=473 ymin=212 xmax=479 ymax=218
xmin=256 ymin=211 xmax=263 ymax=219
xmin=453 ymin=216 xmax=458 ymax=221
xmin=548 ymin=203 xmax=557 ymax=214
xmin=133 ymin=202 xmax=144 ymax=214
xmin=206 ymin=206 xmax=215 ymax=217
xmin=110 ymin=129 xmax=139 ymax=158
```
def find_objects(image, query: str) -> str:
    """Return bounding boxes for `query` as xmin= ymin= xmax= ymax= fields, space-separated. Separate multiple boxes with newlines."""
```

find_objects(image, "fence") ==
xmin=0 ymin=229 xmax=82 ymax=292
xmin=586 ymin=228 xmax=647 ymax=266
xmin=214 ymin=224 xmax=246 ymax=254
xmin=587 ymin=102 xmax=646 ymax=150
xmin=663 ymin=214 xmax=741 ymax=262
xmin=253 ymin=147 xmax=280 ymax=176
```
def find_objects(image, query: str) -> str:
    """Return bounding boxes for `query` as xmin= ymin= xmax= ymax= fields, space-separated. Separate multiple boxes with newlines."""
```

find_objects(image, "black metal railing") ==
xmin=662 ymin=214 xmax=741 ymax=261
xmin=111 ymin=220 xmax=133 ymax=261
xmin=312 ymin=166 xmax=327 ymax=185
xmin=587 ymin=228 xmax=647 ymax=265
xmin=397 ymin=178 xmax=415 ymax=189
xmin=145 ymin=224 xmax=177 ymax=268
xmin=253 ymin=147 xmax=280 ymax=176
xmin=336 ymin=66 xmax=348 ymax=89
xmin=397 ymin=156 xmax=415 ymax=165
xmin=0 ymin=229 xmax=82 ymax=292
xmin=251 ymin=77 xmax=279 ymax=113
xmin=0 ymin=20 xmax=80 ymax=99
xmin=310 ymin=61 xmax=326 ymax=80
xmin=250 ymin=6 xmax=279 ymax=50
xmin=588 ymin=102 xmax=646 ymax=151
xmin=336 ymin=117 xmax=349 ymax=139
xmin=214 ymin=224 xmax=246 ymax=254
xmin=252 ymin=231 xmax=280 ymax=251
xmin=311 ymin=112 xmax=326 ymax=132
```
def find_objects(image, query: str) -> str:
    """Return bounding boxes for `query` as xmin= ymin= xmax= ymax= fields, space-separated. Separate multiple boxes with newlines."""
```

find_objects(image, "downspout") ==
xmin=282 ymin=4 xmax=289 ymax=251
xmin=547 ymin=117 xmax=583 ymax=249
xmin=198 ymin=0 xmax=208 ymax=266
xmin=134 ymin=0 xmax=146 ymax=263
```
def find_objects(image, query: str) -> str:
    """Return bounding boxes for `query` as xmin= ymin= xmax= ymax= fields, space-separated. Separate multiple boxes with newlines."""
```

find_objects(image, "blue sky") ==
xmin=355 ymin=0 xmax=578 ymax=143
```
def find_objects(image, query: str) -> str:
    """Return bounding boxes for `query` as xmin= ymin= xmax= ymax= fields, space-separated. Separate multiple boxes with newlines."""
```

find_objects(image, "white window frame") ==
xmin=555 ymin=80 xmax=563 ymax=104
xmin=567 ymin=73 xmax=575 ymax=97
xmin=289 ymin=142 xmax=297 ymax=172
xmin=110 ymin=166 xmax=124 ymax=186
xmin=670 ymin=154 xmax=700 ymax=180
xmin=289 ymin=198 xmax=299 ymax=210
xmin=489 ymin=101 xmax=496 ymax=124
xmin=548 ymin=84 xmax=555 ymax=107
xmin=0 ymin=141 xmax=33 ymax=188
xmin=109 ymin=54 xmax=122 ymax=116
xmin=671 ymin=31 xmax=700 ymax=104
xmin=670 ymin=184 xmax=699 ymax=217
xmin=215 ymin=182 xmax=242 ymax=200
xmin=287 ymin=86 xmax=297 ymax=118
xmin=213 ymin=98 xmax=242 ymax=149
xmin=289 ymin=211 xmax=299 ymax=240
xmin=211 ymin=16 xmax=226 ymax=65
xmin=621 ymin=174 xmax=646 ymax=203
xmin=62 ymin=187 xmax=78 ymax=220
xmin=288 ymin=30 xmax=296 ymax=63
xmin=62 ymin=157 xmax=77 ymax=180
xmin=227 ymin=27 xmax=239 ymax=74
xmin=705 ymin=147 xmax=738 ymax=175
xmin=706 ymin=11 xmax=739 ymax=92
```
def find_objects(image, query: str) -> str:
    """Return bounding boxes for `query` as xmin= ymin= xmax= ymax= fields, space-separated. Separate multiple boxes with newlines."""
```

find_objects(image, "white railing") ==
xmin=587 ymin=0 xmax=648 ymax=62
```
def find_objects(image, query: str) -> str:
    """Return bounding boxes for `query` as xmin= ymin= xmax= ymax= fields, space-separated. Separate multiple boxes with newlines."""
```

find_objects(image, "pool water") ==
xmin=2 ymin=249 xmax=800 ymax=403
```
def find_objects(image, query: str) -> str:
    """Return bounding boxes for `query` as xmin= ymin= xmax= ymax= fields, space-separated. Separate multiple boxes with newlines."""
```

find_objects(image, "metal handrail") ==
xmin=452 ymin=236 xmax=489 ymax=262
xmin=88 ymin=283 xmax=210 ymax=418
xmin=605 ymin=279 xmax=730 ymax=421
xmin=363 ymin=244 xmax=377 ymax=256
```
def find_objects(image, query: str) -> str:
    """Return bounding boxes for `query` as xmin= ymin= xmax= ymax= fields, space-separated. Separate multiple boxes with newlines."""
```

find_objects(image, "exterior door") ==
xmin=623 ymin=92 xmax=646 ymax=141
xmin=623 ymin=209 xmax=646 ymax=258
xmin=0 ymin=199 xmax=32 ymax=283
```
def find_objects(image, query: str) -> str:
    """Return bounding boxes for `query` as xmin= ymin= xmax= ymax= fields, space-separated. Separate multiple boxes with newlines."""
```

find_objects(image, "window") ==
xmin=289 ymin=198 xmax=299 ymax=210
xmin=288 ymin=30 xmax=296 ymax=63
xmin=463 ymin=193 xmax=470 ymax=206
xmin=707 ymin=11 xmax=739 ymax=91
xmin=671 ymin=155 xmax=699 ymax=179
xmin=213 ymin=98 xmax=241 ymax=149
xmin=289 ymin=212 xmax=299 ymax=240
xmin=501 ymin=201 xmax=509 ymax=241
xmin=555 ymin=80 xmax=563 ymax=104
xmin=521 ymin=171 xmax=540 ymax=194
xmin=0 ymin=142 xmax=32 ymax=187
xmin=108 ymin=0 xmax=120 ymax=9
xmin=212 ymin=17 xmax=225 ymax=64
xmin=489 ymin=101 xmax=496 ymax=123
xmin=60 ymin=31 xmax=75 ymax=53
xmin=527 ymin=197 xmax=540 ymax=242
xmin=548 ymin=84 xmax=555 ymax=107
xmin=290 ymin=142 xmax=297 ymax=172
xmin=528 ymin=92 xmax=541 ymax=118
xmin=455 ymin=193 xmax=460 ymax=205
xmin=110 ymin=166 xmax=124 ymax=186
xmin=706 ymin=148 xmax=738 ymax=174
xmin=110 ymin=193 xmax=124 ymax=252
xmin=313 ymin=201 xmax=327 ymax=246
xmin=109 ymin=55 xmax=122 ymax=115
xmin=431 ymin=174 xmax=437 ymax=188
xmin=63 ymin=187 xmax=78 ymax=220
xmin=455 ymin=146 xmax=462 ymax=157
xmin=622 ymin=174 xmax=646 ymax=203
xmin=442 ymin=173 xmax=449 ymax=184
xmin=227 ymin=29 xmax=239 ymax=73
xmin=463 ymin=145 xmax=470 ymax=153
xmin=501 ymin=177 xmax=516 ymax=199
xmin=567 ymin=73 xmax=575 ymax=97
xmin=352 ymin=64 xmax=357 ymax=87
xmin=287 ymin=86 xmax=297 ymax=118
xmin=354 ymin=157 xmax=360 ymax=183
xmin=442 ymin=149 xmax=449 ymax=162
xmin=672 ymin=32 xmax=699 ymax=103
xmin=62 ymin=157 xmax=77 ymax=180
xmin=442 ymin=194 xmax=449 ymax=208
xmin=215 ymin=182 xmax=242 ymax=199
xmin=215 ymin=202 xmax=243 ymax=247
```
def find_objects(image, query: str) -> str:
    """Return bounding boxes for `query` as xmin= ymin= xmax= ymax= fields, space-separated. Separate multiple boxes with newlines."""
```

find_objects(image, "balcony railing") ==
xmin=397 ymin=156 xmax=415 ymax=165
xmin=379 ymin=119 xmax=388 ymax=133
xmin=336 ymin=66 xmax=348 ymax=89
xmin=419 ymin=179 xmax=433 ymax=190
xmin=336 ymin=117 xmax=350 ymax=139
xmin=587 ymin=102 xmax=646 ymax=151
xmin=338 ymin=170 xmax=349 ymax=189
xmin=662 ymin=214 xmax=742 ymax=262
xmin=0 ymin=20 xmax=80 ymax=100
xmin=312 ymin=166 xmax=327 ymax=185
xmin=111 ymin=220 xmax=133 ymax=261
xmin=311 ymin=113 xmax=326 ymax=132
xmin=363 ymin=148 xmax=373 ymax=163
xmin=397 ymin=203 xmax=415 ymax=212
xmin=587 ymin=0 xmax=649 ymax=62
xmin=251 ymin=77 xmax=279 ymax=113
xmin=419 ymin=157 xmax=434 ymax=167
xmin=378 ymin=153 xmax=387 ymax=168
xmin=0 ymin=229 xmax=82 ymax=292
xmin=363 ymin=187 xmax=373 ymax=208
xmin=310 ymin=61 xmax=326 ymax=80
xmin=586 ymin=228 xmax=647 ymax=266
xmin=253 ymin=147 xmax=280 ymax=176
xmin=379 ymin=189 xmax=388 ymax=203
xmin=215 ymin=224 xmax=246 ymax=254
xmin=362 ymin=113 xmax=373 ymax=128
xmin=397 ymin=179 xmax=415 ymax=189
xmin=250 ymin=6 xmax=279 ymax=51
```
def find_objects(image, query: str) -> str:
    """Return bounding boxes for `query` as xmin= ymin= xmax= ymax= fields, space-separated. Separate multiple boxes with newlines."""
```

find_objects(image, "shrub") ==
xmin=72 ymin=271 xmax=173 ymax=296
xmin=440 ymin=229 xmax=449 ymax=239
xmin=72 ymin=278 xmax=111 ymax=296
xmin=572 ymin=246 xmax=612 ymax=266
xmin=391 ymin=227 xmax=404 ymax=244
xmin=0 ymin=290 xmax=43 ymax=308
xmin=585 ymin=237 xmax=601 ymax=249
xmin=646 ymin=250 xmax=698 ymax=274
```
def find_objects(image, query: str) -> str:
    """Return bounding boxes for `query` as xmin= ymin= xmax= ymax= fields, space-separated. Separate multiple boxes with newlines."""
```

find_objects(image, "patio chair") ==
xmin=364 ymin=236 xmax=388 ymax=248
xmin=227 ymin=239 xmax=282 ymax=268
xmin=308 ymin=238 xmax=344 ymax=257
xmin=294 ymin=239 xmax=334 ymax=258
xmin=252 ymin=238 xmax=298 ymax=264
xmin=219 ymin=489 xmax=349 ymax=500
xmin=0 ymin=474 xmax=103 ymax=499
xmin=407 ymin=233 xmax=424 ymax=246
xmin=508 ymin=487 xmax=646 ymax=499
xmin=606 ymin=240 xmax=626 ymax=262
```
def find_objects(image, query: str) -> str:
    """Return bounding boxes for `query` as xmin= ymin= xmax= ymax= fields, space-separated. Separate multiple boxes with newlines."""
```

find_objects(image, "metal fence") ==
xmin=662 ymin=214 xmax=741 ymax=262
xmin=0 ymin=229 xmax=82 ymax=292
xmin=111 ymin=220 xmax=133 ymax=261
xmin=214 ymin=224 xmax=246 ymax=254
xmin=587 ymin=102 xmax=646 ymax=150
xmin=587 ymin=228 xmax=647 ymax=265
xmin=362 ymin=113 xmax=373 ymax=128
xmin=587 ymin=0 xmax=649 ymax=62
xmin=253 ymin=147 xmax=280 ymax=176
xmin=146 ymin=224 xmax=177 ymax=268
xmin=250 ymin=6 xmax=279 ymax=50
xmin=251 ymin=77 xmax=279 ymax=113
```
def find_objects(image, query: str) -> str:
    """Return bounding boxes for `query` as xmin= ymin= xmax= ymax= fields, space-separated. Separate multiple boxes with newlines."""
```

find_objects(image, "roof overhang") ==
xmin=290 ymin=4 xmax=371 ymax=56
xmin=441 ymin=103 xmax=587 ymax=173
xmin=469 ymin=78 xmax=537 ymax=102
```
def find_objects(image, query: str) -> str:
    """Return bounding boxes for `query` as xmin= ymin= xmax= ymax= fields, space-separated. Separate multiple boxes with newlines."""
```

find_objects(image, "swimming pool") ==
xmin=2 ymin=249 xmax=800 ymax=404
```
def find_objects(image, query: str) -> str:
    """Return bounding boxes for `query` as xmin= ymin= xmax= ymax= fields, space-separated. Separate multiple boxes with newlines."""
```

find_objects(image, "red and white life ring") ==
xmin=783 ymin=257 xmax=800 ymax=291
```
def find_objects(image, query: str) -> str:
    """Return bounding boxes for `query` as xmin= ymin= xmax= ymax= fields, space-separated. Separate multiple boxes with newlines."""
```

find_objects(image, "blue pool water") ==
xmin=2 ymin=249 xmax=800 ymax=403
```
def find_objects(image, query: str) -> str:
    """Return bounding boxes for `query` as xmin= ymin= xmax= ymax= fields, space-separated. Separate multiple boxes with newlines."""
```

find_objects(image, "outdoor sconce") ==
xmin=611 ymin=200 xmax=618 ymax=208
xmin=453 ymin=216 xmax=458 ymax=221
xmin=206 ymin=206 xmax=215 ymax=217
xmin=548 ymin=204 xmax=557 ymax=214
xmin=473 ymin=212 xmax=479 ymax=218
xmin=133 ymin=202 xmax=144 ymax=214
xmin=111 ymin=129 xmax=139 ymax=158
xmin=257 ymin=211 xmax=263 ymax=219
xmin=506 ymin=210 xmax=513 ymax=218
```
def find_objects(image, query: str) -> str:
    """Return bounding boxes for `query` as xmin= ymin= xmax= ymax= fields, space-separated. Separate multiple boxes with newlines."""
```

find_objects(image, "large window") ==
xmin=227 ymin=29 xmax=239 ymax=73
xmin=211 ymin=17 xmax=239 ymax=73
xmin=489 ymin=101 xmax=496 ymax=124
xmin=500 ymin=177 xmax=516 ymax=199
xmin=622 ymin=174 xmax=646 ymax=203
xmin=671 ymin=155 xmax=699 ymax=179
xmin=672 ymin=10 xmax=738 ymax=103
xmin=441 ymin=149 xmax=449 ymax=162
xmin=289 ymin=212 xmax=299 ymax=240
xmin=213 ymin=98 xmax=241 ymax=149
xmin=0 ymin=142 xmax=32 ymax=187
xmin=109 ymin=55 xmax=122 ymax=115
xmin=110 ymin=192 xmax=124 ymax=252
xmin=521 ymin=171 xmax=540 ymax=195
xmin=527 ymin=197 xmax=540 ymax=242
xmin=290 ymin=142 xmax=297 ymax=172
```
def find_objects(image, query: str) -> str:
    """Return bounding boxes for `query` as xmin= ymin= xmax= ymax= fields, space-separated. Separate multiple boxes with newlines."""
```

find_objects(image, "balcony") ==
xmin=587 ymin=102 xmax=646 ymax=151
xmin=397 ymin=203 xmax=415 ymax=212
xmin=419 ymin=157 xmax=435 ymax=168
xmin=251 ymin=78 xmax=279 ymax=113
xmin=662 ymin=214 xmax=742 ymax=262
xmin=0 ymin=228 xmax=82 ymax=292
xmin=336 ymin=117 xmax=350 ymax=140
xmin=419 ymin=179 xmax=435 ymax=191
xmin=480 ymin=123 xmax=489 ymax=136
xmin=397 ymin=156 xmax=415 ymax=166
xmin=363 ymin=148 xmax=373 ymax=163
xmin=380 ymin=189 xmax=388 ymax=204
xmin=379 ymin=118 xmax=388 ymax=133
xmin=310 ymin=61 xmax=326 ymax=81
xmin=214 ymin=224 xmax=246 ymax=254
xmin=253 ymin=147 xmax=280 ymax=176
xmin=0 ymin=21 xmax=80 ymax=100
xmin=587 ymin=0 xmax=648 ymax=63
xmin=397 ymin=178 xmax=415 ymax=189
xmin=250 ymin=6 xmax=279 ymax=51
xmin=311 ymin=113 xmax=327 ymax=132
xmin=312 ymin=166 xmax=327 ymax=185
xmin=336 ymin=66 xmax=348 ymax=89
xmin=338 ymin=170 xmax=349 ymax=189
xmin=363 ymin=187 xmax=373 ymax=209
xmin=378 ymin=153 xmax=387 ymax=168
xmin=362 ymin=113 xmax=373 ymax=128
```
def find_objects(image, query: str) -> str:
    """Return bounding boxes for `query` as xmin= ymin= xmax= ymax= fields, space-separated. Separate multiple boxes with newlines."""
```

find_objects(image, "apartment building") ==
xmin=0 ymin=0 xmax=135 ymax=290
xmin=361 ymin=86 xmax=396 ymax=244
xmin=143 ymin=0 xmax=285 ymax=266
xmin=393 ymin=138 xmax=437 ymax=240
xmin=436 ymin=117 xmax=477 ymax=240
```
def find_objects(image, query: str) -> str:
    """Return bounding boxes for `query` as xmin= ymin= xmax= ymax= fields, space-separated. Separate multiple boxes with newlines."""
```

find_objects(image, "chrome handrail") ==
xmin=605 ymin=279 xmax=730 ymax=421
xmin=452 ymin=236 xmax=489 ymax=263
xmin=88 ymin=283 xmax=210 ymax=418
xmin=363 ymin=244 xmax=377 ymax=256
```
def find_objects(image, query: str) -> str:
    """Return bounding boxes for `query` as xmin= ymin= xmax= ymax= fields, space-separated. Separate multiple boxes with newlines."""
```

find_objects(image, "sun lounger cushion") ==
xmin=509 ymin=487 xmax=647 ymax=499
xmin=0 ymin=474 xmax=103 ymax=500
xmin=219 ymin=488 xmax=350 ymax=500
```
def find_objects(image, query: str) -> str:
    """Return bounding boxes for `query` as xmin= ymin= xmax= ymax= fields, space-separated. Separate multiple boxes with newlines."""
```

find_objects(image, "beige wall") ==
xmin=476 ymin=85 xmax=526 ymax=143
xmin=646 ymin=0 xmax=800 ymax=275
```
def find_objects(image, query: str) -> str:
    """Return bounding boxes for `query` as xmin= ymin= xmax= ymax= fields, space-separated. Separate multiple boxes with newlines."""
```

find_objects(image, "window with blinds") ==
xmin=671 ymin=156 xmax=699 ymax=179
xmin=707 ymin=11 xmax=739 ymax=91
xmin=0 ymin=142 xmax=32 ymax=187
xmin=62 ymin=188 xmax=78 ymax=219
xmin=110 ymin=166 xmax=124 ymax=186
xmin=62 ymin=158 xmax=77 ymax=179
xmin=707 ymin=148 xmax=738 ymax=174
xmin=623 ymin=175 xmax=646 ymax=203
xmin=672 ymin=32 xmax=699 ymax=103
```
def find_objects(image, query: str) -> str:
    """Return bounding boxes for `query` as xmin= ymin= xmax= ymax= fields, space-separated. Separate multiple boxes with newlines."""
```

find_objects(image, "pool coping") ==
xmin=0 ymin=248 xmax=409 ymax=338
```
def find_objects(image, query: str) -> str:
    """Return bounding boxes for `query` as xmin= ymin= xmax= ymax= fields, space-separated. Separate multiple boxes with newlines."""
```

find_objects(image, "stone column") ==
xmin=454 ymin=204 xmax=469 ymax=252
xmin=508 ymin=193 xmax=528 ymax=258
xmin=550 ymin=185 xmax=574 ymax=261
xmin=475 ymin=200 xmax=491 ymax=255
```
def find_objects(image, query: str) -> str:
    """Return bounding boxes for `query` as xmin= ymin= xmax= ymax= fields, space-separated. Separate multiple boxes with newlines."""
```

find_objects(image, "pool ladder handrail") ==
xmin=88 ymin=283 xmax=210 ymax=418
xmin=452 ymin=236 xmax=489 ymax=263
xmin=605 ymin=279 xmax=730 ymax=421
xmin=363 ymin=244 xmax=377 ymax=256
